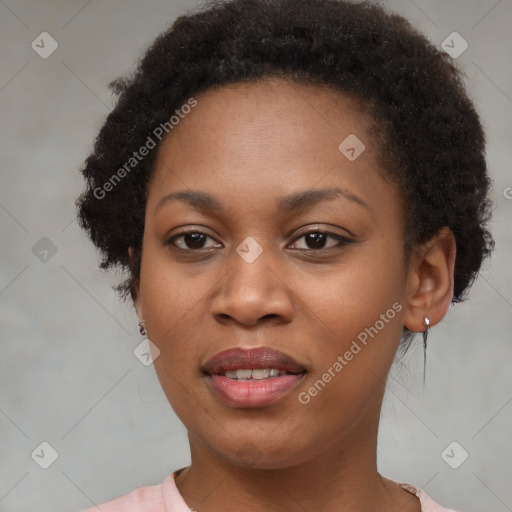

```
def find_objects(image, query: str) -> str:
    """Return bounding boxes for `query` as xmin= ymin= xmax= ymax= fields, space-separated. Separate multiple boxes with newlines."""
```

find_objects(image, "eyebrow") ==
xmin=155 ymin=187 xmax=371 ymax=215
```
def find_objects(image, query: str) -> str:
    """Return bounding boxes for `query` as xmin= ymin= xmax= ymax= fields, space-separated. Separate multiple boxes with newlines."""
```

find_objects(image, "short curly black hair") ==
xmin=76 ymin=0 xmax=494 ymax=347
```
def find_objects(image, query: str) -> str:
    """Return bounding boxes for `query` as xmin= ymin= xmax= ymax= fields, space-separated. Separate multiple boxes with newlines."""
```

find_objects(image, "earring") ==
xmin=423 ymin=317 xmax=430 ymax=349
xmin=138 ymin=320 xmax=146 ymax=336
xmin=422 ymin=317 xmax=430 ymax=383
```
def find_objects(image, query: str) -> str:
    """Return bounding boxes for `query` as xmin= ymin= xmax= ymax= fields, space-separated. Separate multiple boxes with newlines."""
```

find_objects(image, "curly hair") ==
xmin=76 ymin=0 xmax=494 ymax=348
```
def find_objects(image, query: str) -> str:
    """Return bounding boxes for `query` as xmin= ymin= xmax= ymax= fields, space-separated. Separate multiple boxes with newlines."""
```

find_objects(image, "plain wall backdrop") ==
xmin=0 ymin=1 xmax=511 ymax=511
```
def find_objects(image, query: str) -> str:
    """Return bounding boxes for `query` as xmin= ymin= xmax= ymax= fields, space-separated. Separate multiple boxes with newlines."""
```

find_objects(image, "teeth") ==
xmin=251 ymin=369 xmax=269 ymax=380
xmin=221 ymin=368 xmax=291 ymax=380
xmin=235 ymin=369 xmax=252 ymax=380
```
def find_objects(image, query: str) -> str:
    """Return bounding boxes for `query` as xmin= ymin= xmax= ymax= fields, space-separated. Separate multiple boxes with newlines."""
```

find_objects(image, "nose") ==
xmin=210 ymin=247 xmax=294 ymax=327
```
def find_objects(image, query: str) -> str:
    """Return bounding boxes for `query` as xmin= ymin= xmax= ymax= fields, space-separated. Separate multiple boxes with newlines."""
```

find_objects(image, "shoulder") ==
xmin=79 ymin=470 xmax=192 ymax=512
xmin=80 ymin=480 xmax=165 ymax=512
xmin=398 ymin=482 xmax=460 ymax=512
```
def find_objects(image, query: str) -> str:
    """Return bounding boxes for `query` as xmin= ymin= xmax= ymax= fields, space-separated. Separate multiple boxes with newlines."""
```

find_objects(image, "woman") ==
xmin=76 ymin=0 xmax=494 ymax=510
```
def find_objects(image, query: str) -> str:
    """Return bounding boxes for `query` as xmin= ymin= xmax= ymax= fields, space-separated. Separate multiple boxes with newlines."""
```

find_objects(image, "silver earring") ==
xmin=423 ymin=317 xmax=430 ymax=349
xmin=138 ymin=321 xmax=146 ymax=336
xmin=422 ymin=317 xmax=430 ymax=382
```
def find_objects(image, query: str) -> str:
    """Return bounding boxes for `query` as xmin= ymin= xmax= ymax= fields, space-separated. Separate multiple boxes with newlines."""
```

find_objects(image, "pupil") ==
xmin=306 ymin=233 xmax=326 ymax=249
xmin=185 ymin=233 xmax=205 ymax=248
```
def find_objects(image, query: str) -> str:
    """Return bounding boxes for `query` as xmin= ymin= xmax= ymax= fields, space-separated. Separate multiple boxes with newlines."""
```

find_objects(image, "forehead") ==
xmin=158 ymin=77 xmax=373 ymax=153
xmin=147 ymin=77 xmax=399 ymax=219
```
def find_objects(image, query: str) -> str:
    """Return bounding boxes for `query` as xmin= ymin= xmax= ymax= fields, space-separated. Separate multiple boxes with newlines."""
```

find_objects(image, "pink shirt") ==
xmin=81 ymin=468 xmax=458 ymax=512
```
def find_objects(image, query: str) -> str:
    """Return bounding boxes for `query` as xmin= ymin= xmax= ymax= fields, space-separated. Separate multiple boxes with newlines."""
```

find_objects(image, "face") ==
xmin=135 ymin=78 xmax=411 ymax=469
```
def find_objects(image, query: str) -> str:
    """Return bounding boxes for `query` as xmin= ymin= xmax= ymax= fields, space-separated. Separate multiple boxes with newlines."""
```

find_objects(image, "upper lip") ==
xmin=202 ymin=346 xmax=307 ymax=375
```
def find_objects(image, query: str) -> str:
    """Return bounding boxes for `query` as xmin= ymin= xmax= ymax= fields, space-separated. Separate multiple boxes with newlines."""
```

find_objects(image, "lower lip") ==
xmin=206 ymin=373 xmax=306 ymax=408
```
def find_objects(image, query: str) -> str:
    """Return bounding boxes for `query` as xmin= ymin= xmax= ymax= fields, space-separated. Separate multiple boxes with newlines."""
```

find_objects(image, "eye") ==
xmin=166 ymin=228 xmax=353 ymax=252
xmin=167 ymin=230 xmax=222 ymax=250
xmin=288 ymin=230 xmax=353 ymax=250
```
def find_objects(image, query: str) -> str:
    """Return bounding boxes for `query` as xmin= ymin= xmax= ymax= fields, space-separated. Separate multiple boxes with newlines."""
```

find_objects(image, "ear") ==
xmin=402 ymin=227 xmax=456 ymax=333
xmin=128 ymin=246 xmax=143 ymax=319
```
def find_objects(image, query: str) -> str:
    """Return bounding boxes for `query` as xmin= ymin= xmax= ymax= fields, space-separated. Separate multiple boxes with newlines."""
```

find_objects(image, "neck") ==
xmin=174 ymin=391 xmax=420 ymax=512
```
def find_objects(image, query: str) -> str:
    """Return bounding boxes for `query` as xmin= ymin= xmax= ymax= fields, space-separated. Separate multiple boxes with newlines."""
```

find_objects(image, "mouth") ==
xmin=201 ymin=346 xmax=308 ymax=408
xmin=213 ymin=368 xmax=306 ymax=380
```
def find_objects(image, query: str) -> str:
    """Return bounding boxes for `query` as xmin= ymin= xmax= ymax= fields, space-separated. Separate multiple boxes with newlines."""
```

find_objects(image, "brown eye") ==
xmin=168 ymin=231 xmax=221 ymax=250
xmin=289 ymin=231 xmax=353 ymax=250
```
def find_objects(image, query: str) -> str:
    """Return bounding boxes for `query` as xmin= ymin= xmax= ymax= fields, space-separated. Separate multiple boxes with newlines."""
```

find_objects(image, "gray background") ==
xmin=0 ymin=1 xmax=511 ymax=511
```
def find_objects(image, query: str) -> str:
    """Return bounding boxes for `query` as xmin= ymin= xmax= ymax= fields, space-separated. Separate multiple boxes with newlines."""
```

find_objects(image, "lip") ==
xmin=202 ymin=346 xmax=307 ymax=375
xmin=202 ymin=346 xmax=308 ymax=408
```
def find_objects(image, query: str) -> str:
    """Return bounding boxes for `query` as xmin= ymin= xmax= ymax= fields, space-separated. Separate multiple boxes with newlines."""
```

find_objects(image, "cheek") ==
xmin=293 ymin=242 xmax=405 ymax=341
xmin=291 ymin=244 xmax=406 ymax=404
xmin=141 ymin=262 xmax=207 ymax=417
xmin=140 ymin=240 xmax=204 ymax=328
xmin=138 ymin=247 xmax=206 ymax=371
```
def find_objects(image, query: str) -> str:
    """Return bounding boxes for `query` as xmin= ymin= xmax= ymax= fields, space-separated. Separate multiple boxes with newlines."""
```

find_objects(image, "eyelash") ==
xmin=166 ymin=229 xmax=354 ymax=252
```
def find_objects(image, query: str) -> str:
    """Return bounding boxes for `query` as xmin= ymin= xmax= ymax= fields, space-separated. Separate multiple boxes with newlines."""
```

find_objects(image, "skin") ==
xmin=131 ymin=77 xmax=456 ymax=512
